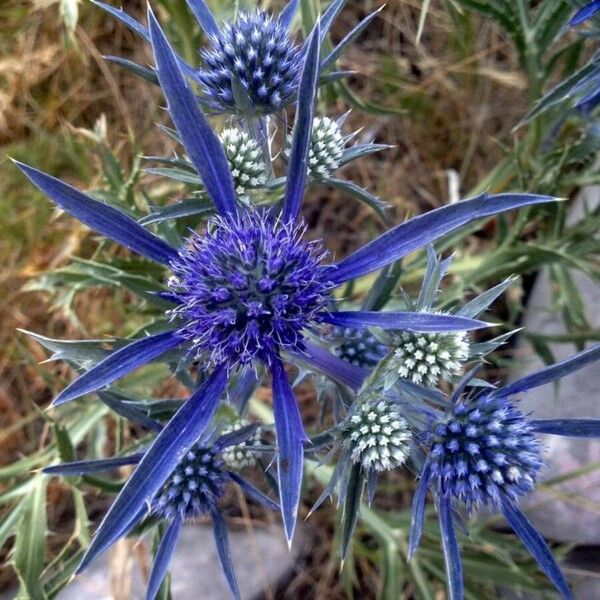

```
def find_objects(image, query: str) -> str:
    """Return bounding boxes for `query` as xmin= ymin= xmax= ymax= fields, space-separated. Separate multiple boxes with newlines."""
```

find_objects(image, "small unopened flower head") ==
xmin=221 ymin=419 xmax=260 ymax=469
xmin=330 ymin=326 xmax=388 ymax=368
xmin=169 ymin=212 xmax=334 ymax=367
xmin=308 ymin=117 xmax=345 ymax=177
xmin=342 ymin=399 xmax=412 ymax=472
xmin=153 ymin=444 xmax=227 ymax=520
xmin=429 ymin=394 xmax=543 ymax=511
xmin=392 ymin=329 xmax=469 ymax=387
xmin=219 ymin=128 xmax=267 ymax=199
xmin=198 ymin=11 xmax=302 ymax=114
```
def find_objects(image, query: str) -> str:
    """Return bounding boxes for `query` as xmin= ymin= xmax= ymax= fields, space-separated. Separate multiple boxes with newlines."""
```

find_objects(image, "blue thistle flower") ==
xmin=197 ymin=10 xmax=302 ymax=114
xmin=44 ymin=429 xmax=278 ymax=600
xmin=15 ymin=4 xmax=557 ymax=569
xmin=428 ymin=394 xmax=543 ymax=511
xmin=408 ymin=345 xmax=600 ymax=600
xmin=168 ymin=212 xmax=334 ymax=367
xmin=91 ymin=0 xmax=385 ymax=116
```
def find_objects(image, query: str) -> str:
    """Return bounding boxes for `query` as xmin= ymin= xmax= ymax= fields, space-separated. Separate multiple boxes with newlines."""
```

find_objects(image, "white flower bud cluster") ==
xmin=308 ymin=117 xmax=345 ymax=177
xmin=221 ymin=419 xmax=260 ymax=470
xmin=220 ymin=128 xmax=267 ymax=198
xmin=342 ymin=400 xmax=411 ymax=472
xmin=392 ymin=330 xmax=469 ymax=387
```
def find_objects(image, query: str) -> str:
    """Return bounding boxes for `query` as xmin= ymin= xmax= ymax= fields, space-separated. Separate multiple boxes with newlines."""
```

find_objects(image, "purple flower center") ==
xmin=429 ymin=394 xmax=543 ymax=510
xmin=169 ymin=212 xmax=333 ymax=367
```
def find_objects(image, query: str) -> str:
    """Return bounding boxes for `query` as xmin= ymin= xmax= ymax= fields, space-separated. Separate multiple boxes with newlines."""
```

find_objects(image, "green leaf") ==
xmin=340 ymin=464 xmax=364 ymax=560
xmin=13 ymin=476 xmax=48 ymax=600
xmin=0 ymin=500 xmax=26 ymax=550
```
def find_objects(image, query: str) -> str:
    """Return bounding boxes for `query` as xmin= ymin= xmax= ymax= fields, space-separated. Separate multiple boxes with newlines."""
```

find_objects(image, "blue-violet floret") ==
xmin=168 ymin=211 xmax=334 ymax=367
xmin=429 ymin=393 xmax=543 ymax=511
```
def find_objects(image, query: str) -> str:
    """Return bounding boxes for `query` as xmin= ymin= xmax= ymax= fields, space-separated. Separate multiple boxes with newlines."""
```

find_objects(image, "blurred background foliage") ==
xmin=0 ymin=0 xmax=599 ymax=598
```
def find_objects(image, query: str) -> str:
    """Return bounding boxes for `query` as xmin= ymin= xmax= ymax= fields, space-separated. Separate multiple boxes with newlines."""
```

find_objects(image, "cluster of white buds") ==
xmin=220 ymin=419 xmax=260 ymax=470
xmin=219 ymin=128 xmax=267 ymax=199
xmin=342 ymin=399 xmax=412 ymax=472
xmin=391 ymin=330 xmax=469 ymax=387
xmin=308 ymin=117 xmax=345 ymax=177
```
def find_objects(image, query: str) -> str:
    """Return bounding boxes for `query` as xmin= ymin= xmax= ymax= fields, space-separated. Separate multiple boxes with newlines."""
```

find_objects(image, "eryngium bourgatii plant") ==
xmin=15 ymin=2 xmax=593 ymax=600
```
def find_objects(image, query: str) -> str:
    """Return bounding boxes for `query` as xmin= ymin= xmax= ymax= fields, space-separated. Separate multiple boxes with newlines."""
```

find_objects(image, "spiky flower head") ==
xmin=329 ymin=326 xmax=388 ymax=368
xmin=198 ymin=11 xmax=302 ymax=114
xmin=429 ymin=394 xmax=543 ymax=511
xmin=221 ymin=419 xmax=260 ymax=470
xmin=308 ymin=117 xmax=345 ymax=177
xmin=391 ymin=329 xmax=469 ymax=387
xmin=153 ymin=444 xmax=227 ymax=520
xmin=342 ymin=399 xmax=412 ymax=472
xmin=219 ymin=128 xmax=267 ymax=199
xmin=169 ymin=211 xmax=334 ymax=367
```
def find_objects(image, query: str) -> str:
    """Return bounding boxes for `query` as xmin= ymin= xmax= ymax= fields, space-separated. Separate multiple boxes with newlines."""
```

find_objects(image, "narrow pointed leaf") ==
xmin=98 ymin=391 xmax=163 ymax=432
xmin=148 ymin=8 xmax=237 ymax=218
xmin=501 ymin=499 xmax=573 ymax=600
xmin=295 ymin=341 xmax=368 ymax=391
xmin=570 ymin=1 xmax=600 ymax=25
xmin=211 ymin=508 xmax=241 ymax=600
xmin=496 ymin=344 xmax=600 ymax=398
xmin=320 ymin=0 xmax=347 ymax=38
xmin=215 ymin=424 xmax=259 ymax=450
xmin=438 ymin=496 xmax=463 ymax=600
xmin=146 ymin=518 xmax=182 ymax=600
xmin=228 ymin=473 xmax=279 ymax=511
xmin=323 ymin=311 xmax=488 ymax=332
xmin=341 ymin=463 xmax=364 ymax=560
xmin=77 ymin=366 xmax=228 ymax=573
xmin=14 ymin=162 xmax=179 ymax=266
xmin=53 ymin=331 xmax=181 ymax=406
xmin=186 ymin=0 xmax=219 ymax=37
xmin=271 ymin=359 xmax=307 ymax=543
xmin=282 ymin=23 xmax=321 ymax=222
xmin=408 ymin=461 xmax=432 ymax=559
xmin=104 ymin=56 xmax=159 ymax=85
xmin=320 ymin=177 xmax=388 ymax=219
xmin=321 ymin=7 xmax=382 ymax=70
xmin=91 ymin=0 xmax=149 ymax=39
xmin=456 ymin=277 xmax=517 ymax=318
xmin=531 ymin=419 xmax=600 ymax=437
xmin=44 ymin=454 xmax=144 ymax=476
xmin=280 ymin=0 xmax=300 ymax=29
xmin=328 ymin=193 xmax=556 ymax=285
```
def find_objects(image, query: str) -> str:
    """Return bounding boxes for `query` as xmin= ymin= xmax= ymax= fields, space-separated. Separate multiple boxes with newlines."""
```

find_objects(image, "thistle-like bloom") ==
xmin=408 ymin=345 xmax=600 ymax=600
xmin=391 ymin=329 xmax=469 ymax=386
xmin=16 ymin=5 xmax=556 ymax=571
xmin=342 ymin=398 xmax=412 ymax=472
xmin=92 ymin=0 xmax=384 ymax=116
xmin=198 ymin=10 xmax=302 ymax=114
xmin=168 ymin=212 xmax=333 ymax=367
xmin=44 ymin=429 xmax=277 ymax=600
xmin=329 ymin=326 xmax=388 ymax=368
xmin=220 ymin=128 xmax=267 ymax=198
